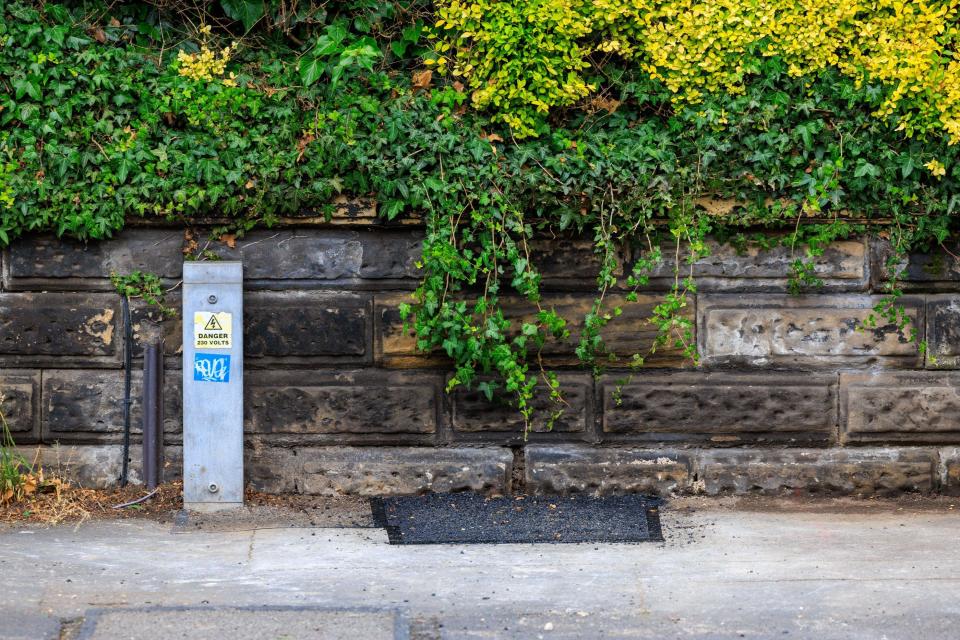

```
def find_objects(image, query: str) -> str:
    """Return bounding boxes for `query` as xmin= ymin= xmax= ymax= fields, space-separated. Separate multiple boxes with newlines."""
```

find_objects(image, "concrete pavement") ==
xmin=2 ymin=498 xmax=960 ymax=638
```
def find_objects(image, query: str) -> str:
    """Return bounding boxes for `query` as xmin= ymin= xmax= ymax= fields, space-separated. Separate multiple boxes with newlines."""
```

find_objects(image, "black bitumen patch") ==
xmin=371 ymin=493 xmax=663 ymax=545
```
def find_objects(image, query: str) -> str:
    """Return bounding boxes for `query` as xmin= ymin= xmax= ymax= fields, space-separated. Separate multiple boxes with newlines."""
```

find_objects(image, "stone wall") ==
xmin=2 ymin=215 xmax=959 ymax=497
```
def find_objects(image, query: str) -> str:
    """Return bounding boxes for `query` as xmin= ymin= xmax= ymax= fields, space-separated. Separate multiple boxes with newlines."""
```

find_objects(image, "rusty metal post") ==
xmin=142 ymin=335 xmax=164 ymax=490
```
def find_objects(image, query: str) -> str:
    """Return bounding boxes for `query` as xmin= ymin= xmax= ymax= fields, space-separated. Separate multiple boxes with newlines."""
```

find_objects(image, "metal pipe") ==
xmin=142 ymin=337 xmax=164 ymax=490
xmin=120 ymin=295 xmax=132 ymax=487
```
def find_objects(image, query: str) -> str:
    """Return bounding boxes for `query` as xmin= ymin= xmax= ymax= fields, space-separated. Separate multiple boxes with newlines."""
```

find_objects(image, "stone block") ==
xmin=451 ymin=373 xmax=590 ymax=434
xmin=939 ymin=447 xmax=960 ymax=495
xmin=129 ymin=296 xmax=183 ymax=360
xmin=530 ymin=235 xmax=865 ymax=292
xmin=531 ymin=237 xmax=623 ymax=286
xmin=144 ymin=291 xmax=374 ymax=364
xmin=699 ymin=294 xmax=923 ymax=367
xmin=245 ymin=369 xmax=439 ymax=436
xmin=248 ymin=446 xmax=513 ymax=496
xmin=645 ymin=238 xmax=868 ymax=292
xmin=695 ymin=448 xmax=936 ymax=496
xmin=285 ymin=196 xmax=391 ymax=225
xmin=505 ymin=293 xmax=693 ymax=365
xmin=376 ymin=292 xmax=694 ymax=367
xmin=3 ymin=230 xmax=183 ymax=290
xmin=199 ymin=229 xmax=422 ymax=283
xmin=42 ymin=369 xmax=181 ymax=442
xmin=244 ymin=291 xmax=370 ymax=361
xmin=209 ymin=230 xmax=364 ymax=280
xmin=0 ymin=293 xmax=119 ymax=366
xmin=0 ymin=370 xmax=41 ymax=441
xmin=601 ymin=372 xmax=836 ymax=445
xmin=14 ymin=444 xmax=183 ymax=488
xmin=874 ymin=238 xmax=960 ymax=291
xmin=374 ymin=292 xmax=449 ymax=368
xmin=245 ymin=444 xmax=300 ymax=493
xmin=926 ymin=296 xmax=960 ymax=369
xmin=840 ymin=371 xmax=960 ymax=443
xmin=525 ymin=445 xmax=690 ymax=495
xmin=357 ymin=230 xmax=423 ymax=280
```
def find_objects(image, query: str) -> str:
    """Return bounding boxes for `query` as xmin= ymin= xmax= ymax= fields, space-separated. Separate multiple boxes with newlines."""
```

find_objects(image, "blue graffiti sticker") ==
xmin=194 ymin=353 xmax=230 ymax=383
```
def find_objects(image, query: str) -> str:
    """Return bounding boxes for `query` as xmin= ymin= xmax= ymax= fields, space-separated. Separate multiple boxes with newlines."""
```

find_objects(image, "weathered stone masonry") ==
xmin=1 ymin=210 xmax=959 ymax=497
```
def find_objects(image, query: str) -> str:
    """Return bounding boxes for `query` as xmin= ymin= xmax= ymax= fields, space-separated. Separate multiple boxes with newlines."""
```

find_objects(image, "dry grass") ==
xmin=0 ymin=481 xmax=184 ymax=527
xmin=0 ymin=482 xmax=364 ymax=527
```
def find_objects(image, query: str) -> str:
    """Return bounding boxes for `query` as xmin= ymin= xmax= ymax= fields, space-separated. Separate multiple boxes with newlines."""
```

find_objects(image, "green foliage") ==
xmin=299 ymin=22 xmax=383 ymax=88
xmin=432 ymin=0 xmax=593 ymax=137
xmin=1 ymin=1 xmax=957 ymax=434
xmin=0 ymin=394 xmax=31 ymax=505
xmin=111 ymin=271 xmax=174 ymax=316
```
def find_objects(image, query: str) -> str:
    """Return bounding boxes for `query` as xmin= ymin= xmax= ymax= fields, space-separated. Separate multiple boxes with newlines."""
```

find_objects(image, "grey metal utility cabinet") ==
xmin=182 ymin=261 xmax=244 ymax=511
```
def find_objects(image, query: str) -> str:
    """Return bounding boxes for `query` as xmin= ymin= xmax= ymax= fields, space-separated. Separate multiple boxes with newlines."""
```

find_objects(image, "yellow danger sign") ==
xmin=194 ymin=311 xmax=232 ymax=349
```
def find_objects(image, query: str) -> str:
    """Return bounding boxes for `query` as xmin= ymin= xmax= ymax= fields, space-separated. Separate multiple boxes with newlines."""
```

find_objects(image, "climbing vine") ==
xmin=1 ymin=1 xmax=957 ymax=433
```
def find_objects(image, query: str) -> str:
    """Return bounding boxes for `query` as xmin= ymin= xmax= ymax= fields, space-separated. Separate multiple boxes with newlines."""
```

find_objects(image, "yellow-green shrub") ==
xmin=434 ymin=0 xmax=960 ymax=142
xmin=432 ymin=0 xmax=594 ymax=136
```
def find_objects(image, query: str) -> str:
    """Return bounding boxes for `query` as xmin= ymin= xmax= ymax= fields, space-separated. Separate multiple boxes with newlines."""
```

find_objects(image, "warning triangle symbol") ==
xmin=203 ymin=315 xmax=224 ymax=331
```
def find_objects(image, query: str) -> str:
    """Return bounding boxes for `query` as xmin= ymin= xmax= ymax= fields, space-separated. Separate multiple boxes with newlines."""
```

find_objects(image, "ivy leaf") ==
xmin=477 ymin=381 xmax=496 ymax=402
xmin=220 ymin=0 xmax=264 ymax=32
xmin=314 ymin=23 xmax=347 ymax=57
xmin=382 ymin=199 xmax=405 ymax=220
xmin=328 ymin=62 xmax=345 ymax=88
xmin=901 ymin=157 xmax=915 ymax=178
xmin=13 ymin=77 xmax=41 ymax=101
xmin=298 ymin=57 xmax=324 ymax=87
xmin=117 ymin=158 xmax=136 ymax=184
xmin=853 ymin=160 xmax=879 ymax=178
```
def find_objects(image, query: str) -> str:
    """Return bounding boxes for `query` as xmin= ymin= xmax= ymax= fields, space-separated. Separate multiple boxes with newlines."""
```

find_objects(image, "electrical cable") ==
xmin=112 ymin=488 xmax=158 ymax=510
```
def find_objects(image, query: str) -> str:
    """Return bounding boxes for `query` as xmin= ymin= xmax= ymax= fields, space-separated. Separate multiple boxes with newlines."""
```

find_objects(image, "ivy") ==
xmin=110 ymin=271 xmax=174 ymax=317
xmin=1 ymin=1 xmax=957 ymax=435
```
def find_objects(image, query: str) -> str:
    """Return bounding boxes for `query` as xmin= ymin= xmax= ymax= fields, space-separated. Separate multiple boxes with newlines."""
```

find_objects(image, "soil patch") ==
xmin=0 ymin=482 xmax=370 ymax=530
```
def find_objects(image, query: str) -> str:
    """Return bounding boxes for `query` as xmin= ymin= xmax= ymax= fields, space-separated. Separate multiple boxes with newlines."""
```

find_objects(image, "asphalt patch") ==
xmin=371 ymin=493 xmax=663 ymax=544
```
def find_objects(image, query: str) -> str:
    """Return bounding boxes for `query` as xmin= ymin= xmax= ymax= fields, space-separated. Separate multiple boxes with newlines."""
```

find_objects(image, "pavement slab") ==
xmin=2 ymin=497 xmax=960 ymax=639
xmin=76 ymin=606 xmax=403 ymax=640
xmin=2 ymin=611 xmax=61 ymax=640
